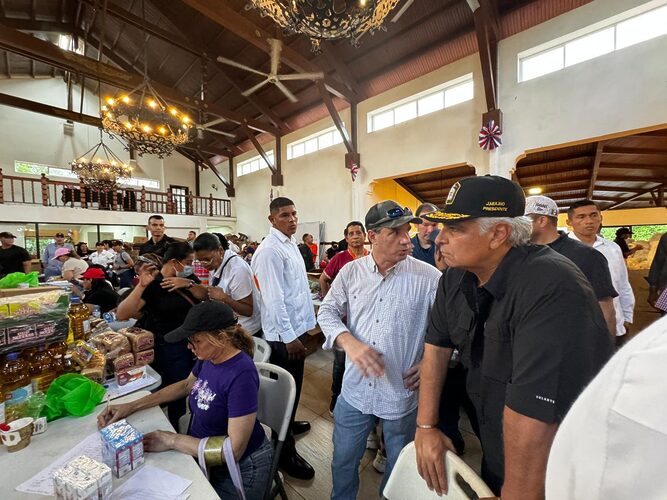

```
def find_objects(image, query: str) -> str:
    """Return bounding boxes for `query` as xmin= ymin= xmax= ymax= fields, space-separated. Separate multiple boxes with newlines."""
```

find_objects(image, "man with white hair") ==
xmin=414 ymin=176 xmax=613 ymax=499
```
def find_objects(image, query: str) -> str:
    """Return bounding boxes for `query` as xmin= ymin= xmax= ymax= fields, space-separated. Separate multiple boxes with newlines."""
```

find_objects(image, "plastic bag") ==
xmin=0 ymin=271 xmax=39 ymax=288
xmin=42 ymin=374 xmax=106 ymax=421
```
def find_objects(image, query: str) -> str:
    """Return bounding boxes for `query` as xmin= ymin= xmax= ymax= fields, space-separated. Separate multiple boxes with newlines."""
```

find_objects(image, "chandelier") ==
xmin=248 ymin=0 xmax=401 ymax=52
xmin=101 ymin=80 xmax=193 ymax=158
xmin=70 ymin=132 xmax=132 ymax=191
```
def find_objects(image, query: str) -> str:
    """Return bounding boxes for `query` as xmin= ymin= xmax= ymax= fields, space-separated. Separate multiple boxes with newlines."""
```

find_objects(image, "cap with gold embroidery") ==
xmin=423 ymin=175 xmax=526 ymax=223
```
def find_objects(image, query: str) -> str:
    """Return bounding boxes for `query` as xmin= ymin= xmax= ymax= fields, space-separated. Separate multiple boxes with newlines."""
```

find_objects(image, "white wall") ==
xmin=497 ymin=0 xmax=667 ymax=173
xmin=0 ymin=79 xmax=199 ymax=192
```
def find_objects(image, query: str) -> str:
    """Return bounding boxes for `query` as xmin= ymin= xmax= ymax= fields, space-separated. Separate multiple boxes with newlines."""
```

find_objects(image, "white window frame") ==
xmin=518 ymin=0 xmax=667 ymax=82
xmin=286 ymin=126 xmax=344 ymax=160
xmin=236 ymin=151 xmax=275 ymax=177
xmin=367 ymin=73 xmax=474 ymax=133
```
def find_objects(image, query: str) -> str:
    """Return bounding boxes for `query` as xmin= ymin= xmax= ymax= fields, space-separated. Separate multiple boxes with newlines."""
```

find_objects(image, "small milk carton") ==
xmin=52 ymin=456 xmax=112 ymax=500
xmin=99 ymin=419 xmax=144 ymax=478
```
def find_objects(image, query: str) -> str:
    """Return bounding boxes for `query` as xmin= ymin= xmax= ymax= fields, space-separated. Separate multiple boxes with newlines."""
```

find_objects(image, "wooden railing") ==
xmin=0 ymin=169 xmax=232 ymax=217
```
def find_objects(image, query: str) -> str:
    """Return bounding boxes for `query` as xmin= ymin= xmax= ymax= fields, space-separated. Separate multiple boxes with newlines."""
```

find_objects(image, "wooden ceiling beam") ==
xmin=472 ymin=0 xmax=499 ymax=115
xmin=607 ymin=184 xmax=665 ymax=210
xmin=0 ymin=91 xmax=102 ymax=127
xmin=597 ymin=174 xmax=667 ymax=183
xmin=0 ymin=23 xmax=281 ymax=135
xmin=242 ymin=122 xmax=275 ymax=174
xmin=603 ymin=147 xmax=667 ymax=156
xmin=598 ymin=163 xmax=667 ymax=171
xmin=4 ymin=50 xmax=10 ymax=78
xmin=179 ymin=143 xmax=231 ymax=158
xmin=322 ymin=44 xmax=364 ymax=100
xmin=593 ymin=185 xmax=661 ymax=193
xmin=517 ymin=153 xmax=594 ymax=168
xmin=395 ymin=178 xmax=425 ymax=203
xmin=517 ymin=164 xmax=591 ymax=179
xmin=586 ymin=142 xmax=604 ymax=199
xmin=520 ymin=173 xmax=591 ymax=187
xmin=180 ymin=0 xmax=355 ymax=102
xmin=317 ymin=81 xmax=353 ymax=154
xmin=0 ymin=18 xmax=75 ymax=32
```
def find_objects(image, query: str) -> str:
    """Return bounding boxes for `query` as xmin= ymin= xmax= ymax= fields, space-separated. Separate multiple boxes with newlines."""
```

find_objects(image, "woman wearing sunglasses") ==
xmin=98 ymin=301 xmax=273 ymax=500
xmin=116 ymin=241 xmax=209 ymax=429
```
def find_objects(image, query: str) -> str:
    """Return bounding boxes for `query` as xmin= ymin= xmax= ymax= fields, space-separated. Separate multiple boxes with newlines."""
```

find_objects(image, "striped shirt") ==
xmin=318 ymin=254 xmax=441 ymax=419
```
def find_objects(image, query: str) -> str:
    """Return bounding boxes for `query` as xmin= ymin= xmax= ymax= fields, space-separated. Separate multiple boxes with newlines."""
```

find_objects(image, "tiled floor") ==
xmin=283 ymin=347 xmax=483 ymax=500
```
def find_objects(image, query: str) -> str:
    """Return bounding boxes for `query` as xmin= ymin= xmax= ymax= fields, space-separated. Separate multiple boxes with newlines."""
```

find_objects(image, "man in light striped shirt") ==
xmin=318 ymin=200 xmax=441 ymax=499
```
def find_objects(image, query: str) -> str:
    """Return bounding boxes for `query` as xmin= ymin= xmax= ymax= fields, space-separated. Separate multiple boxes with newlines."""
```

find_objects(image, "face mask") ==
xmin=176 ymin=264 xmax=194 ymax=277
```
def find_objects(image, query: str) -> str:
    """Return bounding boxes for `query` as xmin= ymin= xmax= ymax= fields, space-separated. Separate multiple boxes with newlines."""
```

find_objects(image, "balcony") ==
xmin=0 ymin=169 xmax=232 ymax=218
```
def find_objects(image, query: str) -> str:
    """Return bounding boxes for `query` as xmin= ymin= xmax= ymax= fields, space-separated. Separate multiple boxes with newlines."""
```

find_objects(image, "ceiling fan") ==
xmin=217 ymin=38 xmax=324 ymax=103
xmin=195 ymin=117 xmax=236 ymax=139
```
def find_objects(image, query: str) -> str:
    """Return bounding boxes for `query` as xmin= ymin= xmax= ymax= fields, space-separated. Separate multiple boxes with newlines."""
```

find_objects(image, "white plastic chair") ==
xmin=255 ymin=362 xmax=296 ymax=500
xmin=383 ymin=441 xmax=494 ymax=500
xmin=253 ymin=337 xmax=272 ymax=363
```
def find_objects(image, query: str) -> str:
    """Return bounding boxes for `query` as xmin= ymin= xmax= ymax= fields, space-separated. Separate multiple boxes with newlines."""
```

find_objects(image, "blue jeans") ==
xmin=209 ymin=437 xmax=273 ymax=500
xmin=331 ymin=396 xmax=417 ymax=499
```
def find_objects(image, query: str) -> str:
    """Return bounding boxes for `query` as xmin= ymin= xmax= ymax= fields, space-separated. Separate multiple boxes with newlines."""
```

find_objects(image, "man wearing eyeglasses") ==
xmin=318 ymin=200 xmax=441 ymax=499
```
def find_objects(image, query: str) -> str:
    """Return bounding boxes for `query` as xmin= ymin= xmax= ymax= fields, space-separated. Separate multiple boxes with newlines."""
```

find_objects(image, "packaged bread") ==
xmin=112 ymin=353 xmax=135 ymax=373
xmin=119 ymin=327 xmax=154 ymax=352
xmin=81 ymin=366 xmax=104 ymax=384
xmin=90 ymin=332 xmax=131 ymax=358
xmin=134 ymin=349 xmax=154 ymax=366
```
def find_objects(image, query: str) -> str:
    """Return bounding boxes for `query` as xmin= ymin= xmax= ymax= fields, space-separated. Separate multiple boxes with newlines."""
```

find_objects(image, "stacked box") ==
xmin=52 ymin=456 xmax=112 ymax=500
xmin=99 ymin=419 xmax=144 ymax=478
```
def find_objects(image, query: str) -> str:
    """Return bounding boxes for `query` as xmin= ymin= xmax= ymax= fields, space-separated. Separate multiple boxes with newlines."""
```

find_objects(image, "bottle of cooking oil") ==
xmin=29 ymin=346 xmax=56 ymax=393
xmin=67 ymin=296 xmax=91 ymax=342
xmin=0 ymin=352 xmax=33 ymax=423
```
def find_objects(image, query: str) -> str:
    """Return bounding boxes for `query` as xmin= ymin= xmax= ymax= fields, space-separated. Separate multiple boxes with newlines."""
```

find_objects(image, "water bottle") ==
xmin=103 ymin=311 xmax=116 ymax=323
xmin=92 ymin=305 xmax=101 ymax=319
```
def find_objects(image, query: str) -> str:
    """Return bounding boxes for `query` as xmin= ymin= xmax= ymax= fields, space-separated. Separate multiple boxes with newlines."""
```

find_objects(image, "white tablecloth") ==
xmin=0 ymin=391 xmax=219 ymax=499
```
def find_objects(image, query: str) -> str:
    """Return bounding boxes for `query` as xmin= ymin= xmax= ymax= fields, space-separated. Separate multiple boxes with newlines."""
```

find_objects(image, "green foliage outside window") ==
xmin=601 ymin=225 xmax=667 ymax=241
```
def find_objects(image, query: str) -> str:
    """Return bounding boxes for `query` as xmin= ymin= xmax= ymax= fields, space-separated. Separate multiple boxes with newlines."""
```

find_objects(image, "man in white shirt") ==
xmin=546 ymin=315 xmax=667 ymax=499
xmin=89 ymin=241 xmax=115 ymax=268
xmin=193 ymin=232 xmax=261 ymax=336
xmin=566 ymin=199 xmax=635 ymax=344
xmin=251 ymin=197 xmax=316 ymax=480
xmin=318 ymin=200 xmax=441 ymax=499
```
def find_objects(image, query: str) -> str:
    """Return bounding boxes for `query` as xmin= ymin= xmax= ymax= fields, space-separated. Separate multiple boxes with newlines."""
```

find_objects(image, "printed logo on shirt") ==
xmin=192 ymin=379 xmax=217 ymax=410
xmin=535 ymin=394 xmax=555 ymax=404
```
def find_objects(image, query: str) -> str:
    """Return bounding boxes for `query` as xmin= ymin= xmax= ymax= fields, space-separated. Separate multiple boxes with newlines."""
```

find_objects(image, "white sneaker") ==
xmin=372 ymin=450 xmax=386 ymax=473
xmin=366 ymin=432 xmax=379 ymax=450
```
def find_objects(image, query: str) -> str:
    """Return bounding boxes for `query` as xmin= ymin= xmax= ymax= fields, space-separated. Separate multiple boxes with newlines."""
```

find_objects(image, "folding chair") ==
xmin=255 ymin=362 xmax=297 ymax=500
xmin=383 ymin=441 xmax=494 ymax=500
xmin=253 ymin=337 xmax=272 ymax=363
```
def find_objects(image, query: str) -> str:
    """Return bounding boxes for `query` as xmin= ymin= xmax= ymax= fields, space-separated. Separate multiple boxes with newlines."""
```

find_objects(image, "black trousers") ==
xmin=437 ymin=363 xmax=480 ymax=441
xmin=267 ymin=333 xmax=308 ymax=454
xmin=152 ymin=341 xmax=195 ymax=430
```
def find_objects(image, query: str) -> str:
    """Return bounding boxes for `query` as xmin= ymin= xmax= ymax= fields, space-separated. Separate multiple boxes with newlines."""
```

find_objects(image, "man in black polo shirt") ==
xmin=525 ymin=195 xmax=618 ymax=337
xmin=138 ymin=215 xmax=176 ymax=257
xmin=415 ymin=176 xmax=613 ymax=498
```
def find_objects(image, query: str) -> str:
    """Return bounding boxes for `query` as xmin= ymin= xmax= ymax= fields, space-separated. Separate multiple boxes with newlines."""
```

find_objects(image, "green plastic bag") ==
xmin=42 ymin=374 xmax=106 ymax=421
xmin=0 ymin=271 xmax=39 ymax=288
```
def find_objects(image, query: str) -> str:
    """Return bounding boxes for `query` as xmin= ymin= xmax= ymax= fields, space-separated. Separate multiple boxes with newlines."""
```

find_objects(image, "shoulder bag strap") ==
xmin=223 ymin=437 xmax=246 ymax=500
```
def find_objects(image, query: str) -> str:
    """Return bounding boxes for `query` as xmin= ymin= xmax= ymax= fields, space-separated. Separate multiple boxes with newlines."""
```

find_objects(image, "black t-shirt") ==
xmin=426 ymin=244 xmax=613 ymax=490
xmin=83 ymin=286 xmax=119 ymax=313
xmin=138 ymin=272 xmax=200 ymax=340
xmin=0 ymin=245 xmax=31 ymax=276
xmin=297 ymin=243 xmax=314 ymax=271
xmin=138 ymin=235 xmax=176 ymax=257
xmin=549 ymin=233 xmax=618 ymax=300
xmin=613 ymin=237 xmax=631 ymax=258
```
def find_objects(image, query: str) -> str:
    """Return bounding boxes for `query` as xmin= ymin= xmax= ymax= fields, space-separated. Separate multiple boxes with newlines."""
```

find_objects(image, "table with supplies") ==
xmin=0 ymin=391 xmax=219 ymax=499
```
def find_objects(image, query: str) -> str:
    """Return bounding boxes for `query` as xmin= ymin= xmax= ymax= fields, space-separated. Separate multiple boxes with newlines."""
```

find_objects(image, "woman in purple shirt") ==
xmin=98 ymin=301 xmax=272 ymax=500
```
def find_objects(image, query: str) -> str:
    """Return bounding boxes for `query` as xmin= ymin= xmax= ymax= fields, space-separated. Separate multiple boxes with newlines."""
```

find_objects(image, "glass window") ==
xmin=372 ymin=110 xmax=395 ymax=131
xmin=332 ymin=130 xmax=344 ymax=144
xmin=418 ymin=92 xmax=444 ymax=116
xmin=565 ymin=27 xmax=615 ymax=67
xmin=291 ymin=142 xmax=305 ymax=159
xmin=304 ymin=138 xmax=319 ymax=154
xmin=445 ymin=80 xmax=475 ymax=107
xmin=99 ymin=225 xmax=147 ymax=247
xmin=237 ymin=151 xmax=274 ymax=177
xmin=0 ymin=223 xmax=37 ymax=258
xmin=616 ymin=5 xmax=667 ymax=49
xmin=394 ymin=101 xmax=417 ymax=124
xmin=318 ymin=131 xmax=333 ymax=149
xmin=521 ymin=46 xmax=564 ymax=81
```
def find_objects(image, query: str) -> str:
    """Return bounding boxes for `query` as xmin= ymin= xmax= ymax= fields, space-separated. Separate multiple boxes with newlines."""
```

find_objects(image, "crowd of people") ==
xmin=0 ymin=178 xmax=665 ymax=499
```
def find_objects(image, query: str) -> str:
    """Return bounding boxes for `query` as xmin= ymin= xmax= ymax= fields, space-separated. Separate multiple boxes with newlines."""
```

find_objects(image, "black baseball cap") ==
xmin=164 ymin=301 xmax=237 ymax=343
xmin=0 ymin=231 xmax=16 ymax=238
xmin=365 ymin=200 xmax=421 ymax=231
xmin=424 ymin=175 xmax=526 ymax=223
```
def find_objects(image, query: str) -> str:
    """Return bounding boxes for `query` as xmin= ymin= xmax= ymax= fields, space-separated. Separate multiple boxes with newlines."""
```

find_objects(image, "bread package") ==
xmin=90 ymin=332 xmax=131 ymax=358
xmin=119 ymin=327 xmax=154 ymax=352
xmin=134 ymin=349 xmax=154 ymax=366
xmin=112 ymin=353 xmax=135 ymax=373
xmin=81 ymin=366 xmax=104 ymax=384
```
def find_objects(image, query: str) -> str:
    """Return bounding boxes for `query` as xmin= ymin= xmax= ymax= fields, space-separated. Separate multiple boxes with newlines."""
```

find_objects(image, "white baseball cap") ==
xmin=525 ymin=195 xmax=559 ymax=217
